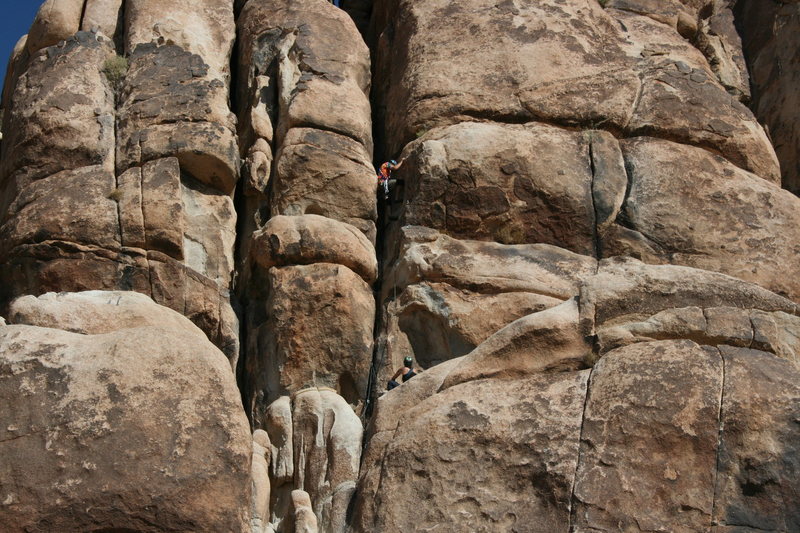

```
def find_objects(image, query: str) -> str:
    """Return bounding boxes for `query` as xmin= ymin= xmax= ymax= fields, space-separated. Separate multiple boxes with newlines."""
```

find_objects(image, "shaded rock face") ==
xmin=0 ymin=291 xmax=252 ymax=532
xmin=2 ymin=0 xmax=800 ymax=532
xmin=736 ymin=0 xmax=800 ymax=195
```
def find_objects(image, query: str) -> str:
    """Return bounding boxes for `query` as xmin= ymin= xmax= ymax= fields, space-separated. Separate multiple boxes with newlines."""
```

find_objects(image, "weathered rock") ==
xmin=251 ymin=215 xmax=377 ymax=284
xmin=605 ymin=138 xmax=800 ymax=301
xmin=81 ymin=0 xmax=125 ymax=42
xmin=0 ymin=166 xmax=119 ymax=256
xmin=353 ymin=369 xmax=590 ymax=532
xmin=0 ymin=291 xmax=251 ymax=532
xmin=291 ymin=490 xmax=319 ymax=533
xmin=612 ymin=9 xmax=778 ymax=181
xmin=236 ymin=0 xmax=371 ymax=134
xmin=581 ymin=257 xmax=798 ymax=329
xmin=245 ymin=264 xmax=374 ymax=412
xmin=1 ymin=33 xmax=115 ymax=207
xmin=392 ymin=122 xmax=595 ymax=253
xmin=124 ymin=0 xmax=235 ymax=82
xmin=265 ymin=396 xmax=294 ymax=487
xmin=358 ymin=257 xmax=800 ymax=531
xmin=440 ymin=298 xmax=590 ymax=390
xmin=26 ymin=0 xmax=84 ymax=55
xmin=1 ymin=35 xmax=29 ymax=116
xmin=385 ymin=226 xmax=597 ymax=297
xmin=380 ymin=282 xmax=563 ymax=376
xmin=376 ymin=226 xmax=597 ymax=382
xmin=750 ymin=309 xmax=800 ymax=365
xmin=265 ymin=390 xmax=362 ymax=533
xmin=572 ymin=340 xmax=723 ymax=532
xmin=116 ymin=43 xmax=239 ymax=194
xmin=590 ymin=129 xmax=628 ymax=236
xmin=270 ymin=128 xmax=376 ymax=242
xmin=372 ymin=0 xmax=778 ymax=182
xmin=252 ymin=430 xmax=272 ymax=533
xmin=6 ymin=290 xmax=200 ymax=335
xmin=592 ymin=304 xmax=800 ymax=360
xmin=714 ymin=346 xmax=800 ymax=530
xmin=694 ymin=0 xmax=751 ymax=102
xmin=0 ymin=244 xmax=239 ymax=364
xmin=235 ymin=0 xmax=375 ymax=249
xmin=737 ymin=0 xmax=800 ymax=193
xmin=5 ymin=2 xmax=800 ymax=533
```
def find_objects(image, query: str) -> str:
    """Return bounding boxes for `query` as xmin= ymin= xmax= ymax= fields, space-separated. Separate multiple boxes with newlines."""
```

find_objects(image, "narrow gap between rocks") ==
xmin=709 ymin=346 xmax=727 ymax=527
xmin=361 ymin=7 xmax=389 ymax=423
xmin=567 ymin=366 xmax=595 ymax=532
xmin=587 ymin=132 xmax=602 ymax=260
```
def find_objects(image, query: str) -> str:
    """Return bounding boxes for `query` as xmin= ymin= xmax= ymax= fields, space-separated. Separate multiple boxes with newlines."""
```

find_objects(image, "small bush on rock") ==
xmin=102 ymin=55 xmax=128 ymax=92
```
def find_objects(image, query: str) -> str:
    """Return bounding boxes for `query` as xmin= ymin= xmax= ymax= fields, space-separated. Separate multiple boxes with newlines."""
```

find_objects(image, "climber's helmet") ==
xmin=404 ymin=356 xmax=413 ymax=367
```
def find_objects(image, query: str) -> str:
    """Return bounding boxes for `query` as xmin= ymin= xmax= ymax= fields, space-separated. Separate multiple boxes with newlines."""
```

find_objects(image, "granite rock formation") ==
xmin=0 ymin=291 xmax=252 ymax=532
xmin=0 ymin=0 xmax=241 ymax=363
xmin=1 ymin=0 xmax=800 ymax=531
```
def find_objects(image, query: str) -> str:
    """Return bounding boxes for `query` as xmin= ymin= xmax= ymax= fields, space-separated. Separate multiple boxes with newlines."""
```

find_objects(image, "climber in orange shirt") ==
xmin=377 ymin=158 xmax=405 ymax=199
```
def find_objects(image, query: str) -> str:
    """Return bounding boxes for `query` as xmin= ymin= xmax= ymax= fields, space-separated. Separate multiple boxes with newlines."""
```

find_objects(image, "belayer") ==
xmin=387 ymin=356 xmax=421 ymax=390
xmin=377 ymin=158 xmax=405 ymax=199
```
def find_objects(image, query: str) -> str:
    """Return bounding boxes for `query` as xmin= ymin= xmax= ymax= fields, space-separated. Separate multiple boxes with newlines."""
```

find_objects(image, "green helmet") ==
xmin=403 ymin=356 xmax=413 ymax=367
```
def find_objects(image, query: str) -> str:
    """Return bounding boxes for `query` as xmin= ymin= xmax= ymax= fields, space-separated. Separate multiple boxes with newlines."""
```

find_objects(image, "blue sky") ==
xmin=1 ymin=2 xmax=41 ymax=96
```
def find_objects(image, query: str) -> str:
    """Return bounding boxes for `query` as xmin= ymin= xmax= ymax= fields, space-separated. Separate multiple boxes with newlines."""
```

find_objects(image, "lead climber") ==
xmin=377 ymin=158 xmax=405 ymax=200
xmin=387 ymin=356 xmax=421 ymax=390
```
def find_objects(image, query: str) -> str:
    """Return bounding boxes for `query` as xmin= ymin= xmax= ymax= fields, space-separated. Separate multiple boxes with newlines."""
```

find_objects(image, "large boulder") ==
xmin=353 ymin=260 xmax=800 ymax=532
xmin=0 ymin=32 xmax=115 ymax=209
xmin=81 ymin=0 xmax=125 ymax=42
xmin=244 ymin=263 xmax=374 ymax=419
xmin=602 ymin=137 xmax=800 ymax=302
xmin=251 ymin=215 xmax=377 ymax=284
xmin=572 ymin=340 xmax=723 ymax=531
xmin=270 ymin=128 xmax=376 ymax=242
xmin=26 ymin=0 xmax=84 ymax=55
xmin=0 ymin=291 xmax=252 ymax=532
xmin=124 ymin=0 xmax=235 ymax=83
xmin=116 ymin=43 xmax=239 ymax=195
xmin=372 ymin=0 xmax=778 ymax=182
xmin=376 ymin=226 xmax=596 ymax=383
xmin=389 ymin=122 xmax=596 ymax=252
xmin=353 ymin=369 xmax=591 ymax=532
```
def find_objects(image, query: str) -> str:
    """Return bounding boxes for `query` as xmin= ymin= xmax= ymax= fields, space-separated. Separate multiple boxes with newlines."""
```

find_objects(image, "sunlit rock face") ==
xmin=1 ymin=0 xmax=800 ymax=531
xmin=0 ymin=291 xmax=252 ymax=532
xmin=0 ymin=0 xmax=240 ymax=363
xmin=358 ymin=0 xmax=800 ymax=531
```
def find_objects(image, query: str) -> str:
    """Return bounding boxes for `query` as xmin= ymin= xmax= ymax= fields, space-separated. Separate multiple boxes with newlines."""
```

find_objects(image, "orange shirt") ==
xmin=378 ymin=162 xmax=392 ymax=182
